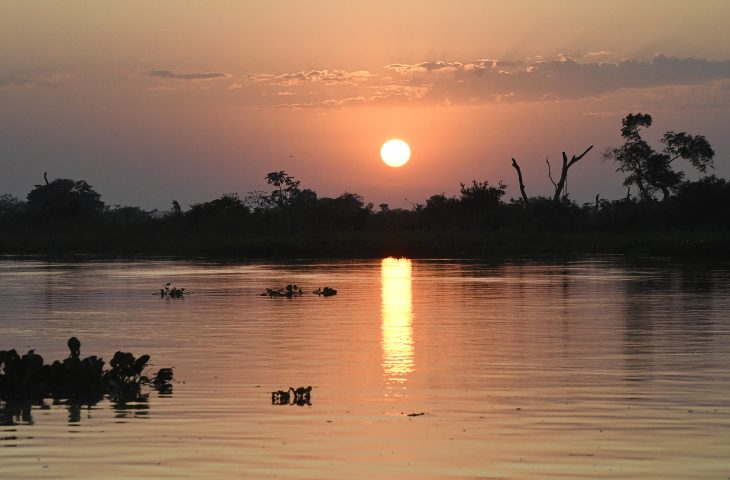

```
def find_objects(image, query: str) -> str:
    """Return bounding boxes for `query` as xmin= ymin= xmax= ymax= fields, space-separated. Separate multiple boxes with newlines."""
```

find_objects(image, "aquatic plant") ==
xmin=260 ymin=284 xmax=304 ymax=297
xmin=0 ymin=337 xmax=174 ymax=403
xmin=314 ymin=287 xmax=337 ymax=296
xmin=158 ymin=283 xmax=187 ymax=298
xmin=271 ymin=386 xmax=312 ymax=406
xmin=260 ymin=285 xmax=338 ymax=297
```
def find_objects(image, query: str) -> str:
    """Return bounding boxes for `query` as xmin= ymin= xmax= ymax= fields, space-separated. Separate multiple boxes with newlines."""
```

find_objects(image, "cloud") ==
xmin=0 ymin=73 xmax=76 ymax=89
xmin=148 ymin=70 xmax=230 ymax=80
xmin=389 ymin=54 xmax=730 ymax=105
xmin=0 ymin=76 xmax=33 ymax=88
xmin=274 ymin=96 xmax=368 ymax=109
xmin=581 ymin=50 xmax=619 ymax=61
xmin=385 ymin=60 xmax=498 ymax=74
xmin=274 ymin=85 xmax=430 ymax=110
xmin=246 ymin=69 xmax=371 ymax=86
xmin=243 ymin=55 xmax=730 ymax=109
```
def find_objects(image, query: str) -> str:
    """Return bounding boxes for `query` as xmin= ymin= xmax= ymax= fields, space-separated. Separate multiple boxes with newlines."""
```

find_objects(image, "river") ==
xmin=1 ymin=257 xmax=729 ymax=479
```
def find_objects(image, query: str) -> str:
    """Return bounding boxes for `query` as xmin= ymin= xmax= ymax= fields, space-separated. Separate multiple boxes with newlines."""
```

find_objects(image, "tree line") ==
xmin=1 ymin=113 xmax=729 ymax=257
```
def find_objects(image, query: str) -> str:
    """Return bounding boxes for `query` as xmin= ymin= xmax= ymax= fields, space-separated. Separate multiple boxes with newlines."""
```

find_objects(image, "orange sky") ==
xmin=1 ymin=0 xmax=729 ymax=209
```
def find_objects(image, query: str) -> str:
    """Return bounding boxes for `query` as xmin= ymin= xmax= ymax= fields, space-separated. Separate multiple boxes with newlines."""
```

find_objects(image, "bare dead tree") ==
xmin=510 ymin=158 xmax=529 ymax=207
xmin=546 ymin=156 xmax=557 ymax=192
xmin=547 ymin=145 xmax=593 ymax=202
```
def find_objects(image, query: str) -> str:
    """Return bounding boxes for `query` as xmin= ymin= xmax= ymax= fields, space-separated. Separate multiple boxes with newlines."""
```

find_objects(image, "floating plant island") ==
xmin=260 ymin=284 xmax=337 ymax=297
xmin=0 ymin=337 xmax=174 ymax=404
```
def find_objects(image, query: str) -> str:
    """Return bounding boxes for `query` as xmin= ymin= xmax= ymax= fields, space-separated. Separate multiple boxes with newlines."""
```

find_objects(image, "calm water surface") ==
xmin=1 ymin=257 xmax=729 ymax=479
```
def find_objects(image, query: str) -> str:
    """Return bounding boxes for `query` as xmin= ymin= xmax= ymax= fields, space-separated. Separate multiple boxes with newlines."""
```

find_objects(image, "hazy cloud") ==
xmin=274 ymin=85 xmax=430 ymax=110
xmin=581 ymin=50 xmax=620 ymax=61
xmin=148 ymin=70 xmax=230 ymax=80
xmin=0 ymin=76 xmax=33 ymax=88
xmin=274 ymin=96 xmax=367 ymax=109
xmin=247 ymin=69 xmax=371 ymax=86
xmin=0 ymin=73 xmax=75 ymax=89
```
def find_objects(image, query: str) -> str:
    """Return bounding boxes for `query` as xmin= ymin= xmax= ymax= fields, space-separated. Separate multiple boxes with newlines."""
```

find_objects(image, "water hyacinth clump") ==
xmin=271 ymin=386 xmax=312 ymax=406
xmin=158 ymin=283 xmax=187 ymax=298
xmin=260 ymin=285 xmax=338 ymax=297
xmin=260 ymin=284 xmax=304 ymax=297
xmin=313 ymin=287 xmax=337 ymax=296
xmin=0 ymin=337 xmax=174 ymax=403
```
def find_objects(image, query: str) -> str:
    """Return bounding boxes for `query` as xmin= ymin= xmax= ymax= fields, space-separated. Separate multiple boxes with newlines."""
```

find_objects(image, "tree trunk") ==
xmin=552 ymin=145 xmax=593 ymax=202
xmin=511 ymin=158 xmax=529 ymax=207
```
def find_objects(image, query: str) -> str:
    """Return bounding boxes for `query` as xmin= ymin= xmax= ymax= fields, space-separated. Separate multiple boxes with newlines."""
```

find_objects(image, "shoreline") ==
xmin=2 ymin=228 xmax=729 ymax=260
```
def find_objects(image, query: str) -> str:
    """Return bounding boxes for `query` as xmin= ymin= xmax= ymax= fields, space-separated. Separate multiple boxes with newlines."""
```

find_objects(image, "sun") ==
xmin=381 ymin=139 xmax=411 ymax=167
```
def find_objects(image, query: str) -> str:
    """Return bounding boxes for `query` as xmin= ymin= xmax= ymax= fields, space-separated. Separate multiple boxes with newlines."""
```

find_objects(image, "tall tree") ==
xmin=604 ymin=113 xmax=714 ymax=200
xmin=264 ymin=171 xmax=301 ymax=208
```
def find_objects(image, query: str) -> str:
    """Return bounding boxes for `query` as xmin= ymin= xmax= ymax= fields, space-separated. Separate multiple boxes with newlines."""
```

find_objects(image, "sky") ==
xmin=2 ymin=0 xmax=730 ymax=210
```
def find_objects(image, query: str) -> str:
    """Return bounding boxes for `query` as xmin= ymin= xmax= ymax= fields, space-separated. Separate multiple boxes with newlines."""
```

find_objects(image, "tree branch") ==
xmin=567 ymin=145 xmax=594 ymax=167
xmin=546 ymin=157 xmax=557 ymax=189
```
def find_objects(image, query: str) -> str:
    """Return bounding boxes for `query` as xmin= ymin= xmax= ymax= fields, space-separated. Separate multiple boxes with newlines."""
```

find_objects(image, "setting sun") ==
xmin=380 ymin=139 xmax=411 ymax=167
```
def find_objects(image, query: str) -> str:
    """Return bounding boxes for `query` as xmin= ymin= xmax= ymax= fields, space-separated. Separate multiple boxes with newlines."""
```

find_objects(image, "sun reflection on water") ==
xmin=381 ymin=257 xmax=414 ymax=387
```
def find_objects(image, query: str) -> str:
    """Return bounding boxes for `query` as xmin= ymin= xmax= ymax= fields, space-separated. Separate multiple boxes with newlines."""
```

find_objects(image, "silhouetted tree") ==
xmin=604 ymin=113 xmax=714 ymax=200
xmin=265 ymin=171 xmax=301 ymax=208
xmin=244 ymin=190 xmax=269 ymax=212
xmin=188 ymin=193 xmax=248 ymax=217
xmin=103 ymin=206 xmax=153 ymax=233
xmin=459 ymin=180 xmax=506 ymax=209
xmin=510 ymin=146 xmax=591 ymax=208
xmin=291 ymin=188 xmax=318 ymax=208
xmin=510 ymin=158 xmax=529 ymax=207
xmin=316 ymin=192 xmax=369 ymax=228
xmin=546 ymin=146 xmax=593 ymax=202
xmin=186 ymin=193 xmax=249 ymax=232
xmin=672 ymin=175 xmax=730 ymax=226
xmin=420 ymin=193 xmax=460 ymax=227
xmin=0 ymin=194 xmax=25 ymax=233
xmin=0 ymin=194 xmax=24 ymax=215
xmin=26 ymin=178 xmax=104 ymax=220
xmin=425 ymin=193 xmax=458 ymax=210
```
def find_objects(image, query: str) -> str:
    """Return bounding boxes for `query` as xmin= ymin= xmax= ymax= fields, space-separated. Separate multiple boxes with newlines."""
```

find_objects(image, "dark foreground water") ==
xmin=1 ymin=257 xmax=729 ymax=479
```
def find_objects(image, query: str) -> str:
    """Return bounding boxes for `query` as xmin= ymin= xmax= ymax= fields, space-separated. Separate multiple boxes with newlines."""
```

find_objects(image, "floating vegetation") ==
xmin=259 ymin=285 xmax=338 ymax=297
xmin=271 ymin=386 xmax=312 ymax=406
xmin=0 ymin=337 xmax=174 ymax=404
xmin=260 ymin=284 xmax=304 ymax=297
xmin=158 ymin=283 xmax=187 ymax=298
xmin=313 ymin=287 xmax=337 ymax=297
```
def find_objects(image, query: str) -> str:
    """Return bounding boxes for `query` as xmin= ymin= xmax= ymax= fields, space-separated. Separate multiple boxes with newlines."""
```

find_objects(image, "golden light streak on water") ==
xmin=381 ymin=257 xmax=414 ymax=386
